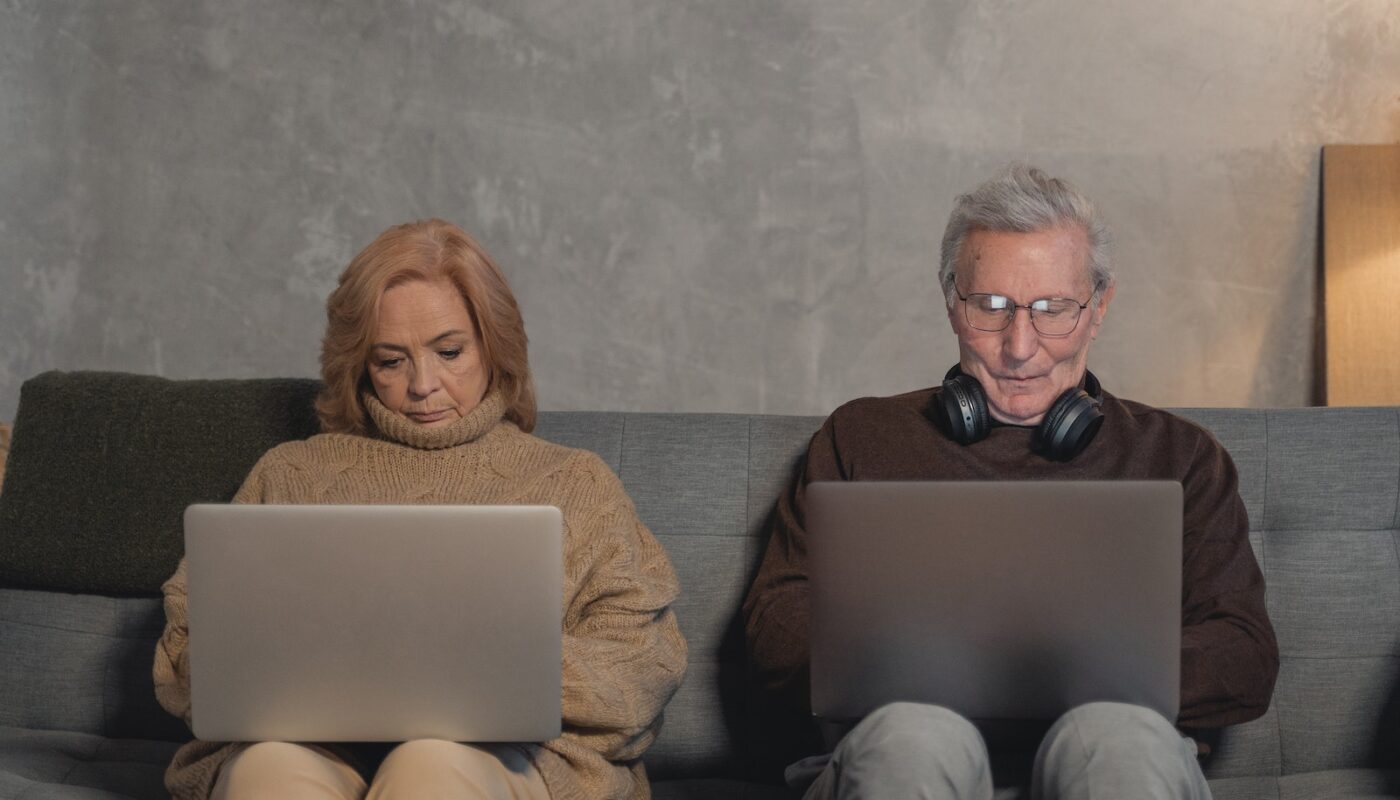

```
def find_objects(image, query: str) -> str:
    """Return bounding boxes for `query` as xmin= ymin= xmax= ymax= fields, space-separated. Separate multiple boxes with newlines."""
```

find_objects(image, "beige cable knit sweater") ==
xmin=153 ymin=390 xmax=687 ymax=799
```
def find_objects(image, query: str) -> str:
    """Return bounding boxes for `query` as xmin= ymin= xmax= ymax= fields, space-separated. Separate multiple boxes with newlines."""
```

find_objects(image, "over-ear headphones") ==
xmin=933 ymin=365 xmax=1104 ymax=461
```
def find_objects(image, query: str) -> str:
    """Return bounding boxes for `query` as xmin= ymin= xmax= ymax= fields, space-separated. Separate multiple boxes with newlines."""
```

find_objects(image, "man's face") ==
xmin=947 ymin=226 xmax=1114 ymax=426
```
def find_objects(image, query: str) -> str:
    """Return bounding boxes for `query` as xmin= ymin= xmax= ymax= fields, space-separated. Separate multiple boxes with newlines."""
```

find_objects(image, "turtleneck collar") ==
xmin=363 ymin=389 xmax=507 ymax=450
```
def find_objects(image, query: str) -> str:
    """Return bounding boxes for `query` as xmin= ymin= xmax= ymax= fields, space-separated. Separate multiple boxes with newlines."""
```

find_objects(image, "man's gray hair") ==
xmin=938 ymin=165 xmax=1113 ymax=307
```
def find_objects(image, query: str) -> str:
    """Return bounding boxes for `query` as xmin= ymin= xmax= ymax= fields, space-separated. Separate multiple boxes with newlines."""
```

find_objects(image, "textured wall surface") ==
xmin=2 ymin=1 xmax=1398 ymax=422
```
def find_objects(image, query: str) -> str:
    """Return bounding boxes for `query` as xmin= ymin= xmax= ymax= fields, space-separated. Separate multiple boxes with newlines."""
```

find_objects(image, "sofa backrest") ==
xmin=1168 ymin=407 xmax=1400 ymax=779
xmin=1 ymin=372 xmax=1398 ymax=781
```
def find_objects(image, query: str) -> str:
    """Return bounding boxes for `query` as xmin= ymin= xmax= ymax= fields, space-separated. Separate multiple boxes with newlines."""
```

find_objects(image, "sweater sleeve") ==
xmin=153 ymin=461 xmax=268 ymax=728
xmin=552 ymin=461 xmax=688 ymax=763
xmin=741 ymin=416 xmax=844 ymax=713
xmin=1177 ymin=431 xmax=1279 ymax=730
xmin=153 ymin=557 xmax=193 ymax=726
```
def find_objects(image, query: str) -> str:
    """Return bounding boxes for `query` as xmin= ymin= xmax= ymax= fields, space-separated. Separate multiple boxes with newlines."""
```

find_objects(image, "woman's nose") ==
xmin=408 ymin=359 xmax=440 ymax=397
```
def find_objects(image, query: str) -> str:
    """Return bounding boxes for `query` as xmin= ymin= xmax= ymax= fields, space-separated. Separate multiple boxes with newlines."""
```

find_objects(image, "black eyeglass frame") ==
xmin=950 ymin=274 xmax=1095 ymax=338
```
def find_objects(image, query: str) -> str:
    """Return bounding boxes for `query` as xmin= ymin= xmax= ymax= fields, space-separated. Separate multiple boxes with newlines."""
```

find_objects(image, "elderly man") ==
xmin=742 ymin=165 xmax=1278 ymax=799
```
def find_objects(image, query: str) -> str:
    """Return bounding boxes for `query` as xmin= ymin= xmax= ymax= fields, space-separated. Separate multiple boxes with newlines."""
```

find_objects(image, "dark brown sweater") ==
xmin=742 ymin=385 xmax=1278 ymax=732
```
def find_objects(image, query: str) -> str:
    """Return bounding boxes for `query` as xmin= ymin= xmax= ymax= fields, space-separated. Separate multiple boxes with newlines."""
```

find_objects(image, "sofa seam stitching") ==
xmin=1392 ymin=408 xmax=1400 ymax=530
xmin=744 ymin=418 xmax=753 ymax=539
xmin=1261 ymin=410 xmax=1271 ymax=532
xmin=51 ymin=734 xmax=97 ymax=789
xmin=613 ymin=414 xmax=624 ymax=477
xmin=617 ymin=416 xmax=627 ymax=487
xmin=1390 ymin=533 xmax=1400 ymax=635
xmin=101 ymin=652 xmax=112 ymax=736
xmin=1276 ymin=653 xmax=1399 ymax=661
xmin=1263 ymin=409 xmax=1284 ymax=776
xmin=0 ymin=617 xmax=159 ymax=638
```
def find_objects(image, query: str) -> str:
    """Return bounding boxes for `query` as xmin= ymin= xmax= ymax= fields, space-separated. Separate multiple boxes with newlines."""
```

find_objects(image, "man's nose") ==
xmin=1004 ymin=308 xmax=1040 ymax=360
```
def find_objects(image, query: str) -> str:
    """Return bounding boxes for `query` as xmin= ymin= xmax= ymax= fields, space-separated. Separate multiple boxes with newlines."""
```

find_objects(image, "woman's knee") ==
xmin=378 ymin=738 xmax=473 ymax=771
xmin=213 ymin=742 xmax=364 ymax=800
xmin=372 ymin=740 xmax=543 ymax=798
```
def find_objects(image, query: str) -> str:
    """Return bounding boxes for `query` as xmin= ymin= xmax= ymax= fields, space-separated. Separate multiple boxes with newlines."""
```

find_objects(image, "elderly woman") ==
xmin=153 ymin=219 xmax=687 ymax=799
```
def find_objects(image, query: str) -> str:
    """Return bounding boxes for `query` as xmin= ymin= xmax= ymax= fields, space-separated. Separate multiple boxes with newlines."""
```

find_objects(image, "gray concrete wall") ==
xmin=2 ymin=1 xmax=1398 ymax=423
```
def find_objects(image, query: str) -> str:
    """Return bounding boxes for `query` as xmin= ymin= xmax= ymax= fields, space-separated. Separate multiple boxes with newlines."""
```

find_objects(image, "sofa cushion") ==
xmin=1277 ymin=768 xmax=1400 ymax=798
xmin=0 ymin=726 xmax=179 ymax=800
xmin=1207 ymin=775 xmax=1282 ymax=800
xmin=651 ymin=772 xmax=1400 ymax=800
xmin=1207 ymin=768 xmax=1400 ymax=799
xmin=0 ymin=372 xmax=320 ymax=595
xmin=0 ymin=589 xmax=188 ymax=742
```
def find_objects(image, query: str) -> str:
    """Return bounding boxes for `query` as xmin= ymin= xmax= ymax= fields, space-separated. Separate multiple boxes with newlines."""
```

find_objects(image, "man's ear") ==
xmin=1089 ymin=283 xmax=1115 ymax=338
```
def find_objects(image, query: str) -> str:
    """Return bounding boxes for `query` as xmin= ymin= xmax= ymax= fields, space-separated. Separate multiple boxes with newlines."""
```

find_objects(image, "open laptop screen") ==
xmin=185 ymin=503 xmax=563 ymax=742
xmin=808 ymin=480 xmax=1181 ymax=723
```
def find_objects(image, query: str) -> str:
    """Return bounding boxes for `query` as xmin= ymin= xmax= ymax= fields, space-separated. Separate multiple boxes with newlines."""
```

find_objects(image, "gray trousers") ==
xmin=796 ymin=702 xmax=1211 ymax=800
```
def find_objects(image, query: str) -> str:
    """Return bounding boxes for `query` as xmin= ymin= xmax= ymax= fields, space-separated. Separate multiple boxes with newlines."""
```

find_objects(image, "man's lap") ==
xmin=796 ymin=701 xmax=1209 ymax=800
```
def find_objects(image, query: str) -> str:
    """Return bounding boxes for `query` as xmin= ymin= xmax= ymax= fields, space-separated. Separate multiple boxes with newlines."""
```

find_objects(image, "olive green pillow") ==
xmin=0 ymin=371 xmax=321 ymax=595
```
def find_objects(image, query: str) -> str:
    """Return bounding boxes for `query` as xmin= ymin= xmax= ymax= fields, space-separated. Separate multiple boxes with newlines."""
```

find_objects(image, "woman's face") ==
xmin=366 ymin=278 xmax=489 ymax=427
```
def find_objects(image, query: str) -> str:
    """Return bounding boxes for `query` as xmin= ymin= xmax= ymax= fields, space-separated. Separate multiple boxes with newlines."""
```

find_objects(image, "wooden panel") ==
xmin=1324 ymin=144 xmax=1400 ymax=406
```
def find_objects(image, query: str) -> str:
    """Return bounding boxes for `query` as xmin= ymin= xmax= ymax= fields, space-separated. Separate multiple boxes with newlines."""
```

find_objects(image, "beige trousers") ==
xmin=210 ymin=739 xmax=551 ymax=800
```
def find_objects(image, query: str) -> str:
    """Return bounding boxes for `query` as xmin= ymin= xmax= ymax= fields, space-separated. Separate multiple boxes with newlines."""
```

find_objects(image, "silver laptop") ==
xmin=185 ymin=504 xmax=563 ymax=742
xmin=809 ymin=480 xmax=1182 ymax=723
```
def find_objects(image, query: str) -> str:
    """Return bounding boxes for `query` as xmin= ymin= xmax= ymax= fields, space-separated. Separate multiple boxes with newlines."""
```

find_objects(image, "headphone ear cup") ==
xmin=938 ymin=373 xmax=991 ymax=445
xmin=1032 ymin=387 xmax=1104 ymax=461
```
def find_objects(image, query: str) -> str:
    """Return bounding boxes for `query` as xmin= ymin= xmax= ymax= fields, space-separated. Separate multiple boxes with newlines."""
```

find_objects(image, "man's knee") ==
xmin=833 ymin=702 xmax=991 ymax=797
xmin=1034 ymin=702 xmax=1206 ymax=800
xmin=840 ymin=700 xmax=985 ymax=756
xmin=1045 ymin=701 xmax=1180 ymax=753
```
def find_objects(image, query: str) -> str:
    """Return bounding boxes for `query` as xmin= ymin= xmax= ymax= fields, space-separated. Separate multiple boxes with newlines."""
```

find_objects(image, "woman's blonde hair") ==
xmin=315 ymin=219 xmax=537 ymax=434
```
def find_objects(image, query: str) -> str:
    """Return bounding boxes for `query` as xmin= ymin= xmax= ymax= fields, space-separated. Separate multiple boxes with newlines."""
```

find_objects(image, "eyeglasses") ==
xmin=952 ymin=277 xmax=1093 ymax=337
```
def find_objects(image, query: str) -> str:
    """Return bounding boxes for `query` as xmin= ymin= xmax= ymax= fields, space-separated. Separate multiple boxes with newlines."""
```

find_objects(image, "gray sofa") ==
xmin=1 ymin=371 xmax=1398 ymax=799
